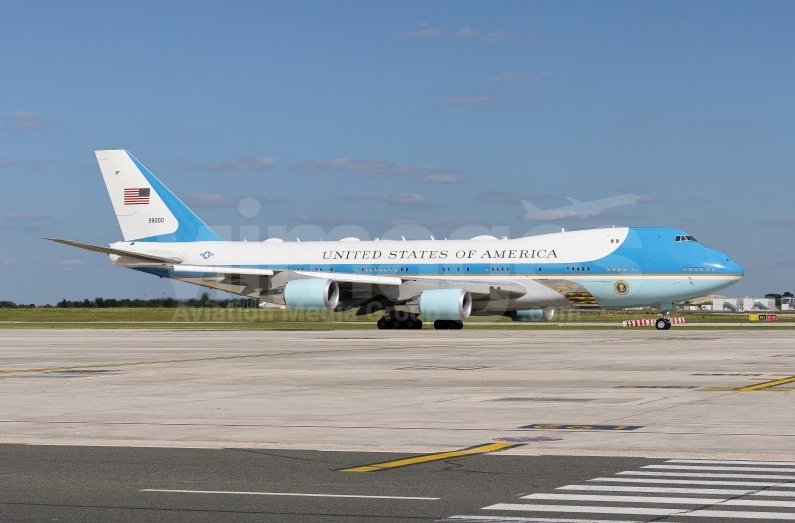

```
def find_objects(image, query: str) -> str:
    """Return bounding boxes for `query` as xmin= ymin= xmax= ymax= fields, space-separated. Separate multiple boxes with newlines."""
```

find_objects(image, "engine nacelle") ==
xmin=510 ymin=308 xmax=555 ymax=322
xmin=284 ymin=278 xmax=339 ymax=311
xmin=419 ymin=289 xmax=472 ymax=320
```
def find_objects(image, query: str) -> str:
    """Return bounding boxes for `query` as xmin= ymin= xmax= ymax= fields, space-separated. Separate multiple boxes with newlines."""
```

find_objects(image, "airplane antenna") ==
xmin=402 ymin=236 xmax=406 ymax=241
xmin=297 ymin=238 xmax=300 ymax=242
xmin=431 ymin=235 xmax=435 ymax=240
xmin=561 ymin=228 xmax=565 ymax=232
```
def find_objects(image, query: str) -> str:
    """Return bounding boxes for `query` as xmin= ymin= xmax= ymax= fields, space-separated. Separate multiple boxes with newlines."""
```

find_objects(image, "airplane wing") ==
xmin=565 ymin=197 xmax=582 ymax=205
xmin=46 ymin=238 xmax=184 ymax=264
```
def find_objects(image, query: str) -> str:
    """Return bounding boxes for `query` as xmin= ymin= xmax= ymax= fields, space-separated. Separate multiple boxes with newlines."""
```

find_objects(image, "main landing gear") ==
xmin=433 ymin=320 xmax=464 ymax=330
xmin=377 ymin=314 xmax=422 ymax=330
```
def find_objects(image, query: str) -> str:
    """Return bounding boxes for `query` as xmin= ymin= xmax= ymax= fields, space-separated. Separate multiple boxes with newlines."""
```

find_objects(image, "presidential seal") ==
xmin=614 ymin=280 xmax=630 ymax=295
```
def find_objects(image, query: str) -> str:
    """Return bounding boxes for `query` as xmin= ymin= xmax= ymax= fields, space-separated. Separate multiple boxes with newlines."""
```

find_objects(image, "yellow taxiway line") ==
xmin=340 ymin=442 xmax=518 ymax=473
xmin=738 ymin=376 xmax=795 ymax=391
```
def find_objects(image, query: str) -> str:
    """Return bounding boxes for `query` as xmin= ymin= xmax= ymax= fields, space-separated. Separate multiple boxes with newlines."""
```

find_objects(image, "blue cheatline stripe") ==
xmin=126 ymin=152 xmax=224 ymax=243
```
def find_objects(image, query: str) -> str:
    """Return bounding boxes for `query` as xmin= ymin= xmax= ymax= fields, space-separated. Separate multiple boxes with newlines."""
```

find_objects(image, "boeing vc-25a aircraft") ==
xmin=50 ymin=150 xmax=744 ymax=330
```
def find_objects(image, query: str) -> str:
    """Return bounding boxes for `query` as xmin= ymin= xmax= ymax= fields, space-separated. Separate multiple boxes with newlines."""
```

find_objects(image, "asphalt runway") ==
xmin=4 ymin=445 xmax=795 ymax=522
xmin=2 ymin=330 xmax=795 ymax=521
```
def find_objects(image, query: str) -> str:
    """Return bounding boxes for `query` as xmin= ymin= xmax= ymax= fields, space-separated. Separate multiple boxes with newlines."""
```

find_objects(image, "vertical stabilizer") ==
xmin=96 ymin=150 xmax=223 ymax=242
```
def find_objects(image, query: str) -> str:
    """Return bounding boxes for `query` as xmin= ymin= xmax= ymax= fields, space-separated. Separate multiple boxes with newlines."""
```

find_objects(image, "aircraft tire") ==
xmin=433 ymin=320 xmax=448 ymax=330
xmin=452 ymin=320 xmax=464 ymax=330
xmin=377 ymin=318 xmax=389 ymax=330
xmin=663 ymin=319 xmax=672 ymax=330
xmin=392 ymin=319 xmax=402 ymax=329
xmin=655 ymin=318 xmax=668 ymax=330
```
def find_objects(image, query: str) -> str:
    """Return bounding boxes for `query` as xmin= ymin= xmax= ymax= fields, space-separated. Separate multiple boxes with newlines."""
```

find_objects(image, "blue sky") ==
xmin=1 ymin=1 xmax=793 ymax=303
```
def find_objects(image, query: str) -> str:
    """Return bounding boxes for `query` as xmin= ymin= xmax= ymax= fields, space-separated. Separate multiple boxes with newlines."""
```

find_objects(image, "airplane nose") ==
xmin=713 ymin=250 xmax=744 ymax=277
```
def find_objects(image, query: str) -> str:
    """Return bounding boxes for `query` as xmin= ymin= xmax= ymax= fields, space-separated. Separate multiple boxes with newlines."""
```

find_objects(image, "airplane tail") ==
xmin=95 ymin=150 xmax=223 ymax=242
xmin=521 ymin=200 xmax=542 ymax=214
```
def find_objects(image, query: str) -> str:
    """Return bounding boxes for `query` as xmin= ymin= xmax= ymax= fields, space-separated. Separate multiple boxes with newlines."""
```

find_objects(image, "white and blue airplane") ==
xmin=49 ymin=150 xmax=744 ymax=330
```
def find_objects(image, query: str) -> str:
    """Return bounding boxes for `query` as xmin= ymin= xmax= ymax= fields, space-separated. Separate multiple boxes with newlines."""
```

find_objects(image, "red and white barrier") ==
xmin=622 ymin=317 xmax=686 ymax=327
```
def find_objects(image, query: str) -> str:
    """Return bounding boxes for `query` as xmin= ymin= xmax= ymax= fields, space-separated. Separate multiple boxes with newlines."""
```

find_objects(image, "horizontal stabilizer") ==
xmin=46 ymin=238 xmax=183 ymax=264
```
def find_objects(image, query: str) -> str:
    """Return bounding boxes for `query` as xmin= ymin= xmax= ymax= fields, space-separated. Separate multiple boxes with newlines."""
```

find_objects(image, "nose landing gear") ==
xmin=655 ymin=317 xmax=672 ymax=330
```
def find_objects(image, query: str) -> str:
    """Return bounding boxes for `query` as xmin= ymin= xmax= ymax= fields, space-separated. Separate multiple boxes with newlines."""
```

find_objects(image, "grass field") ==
xmin=0 ymin=307 xmax=792 ymax=329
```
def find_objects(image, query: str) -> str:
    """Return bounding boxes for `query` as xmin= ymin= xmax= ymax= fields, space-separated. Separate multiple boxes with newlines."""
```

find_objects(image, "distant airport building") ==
xmin=711 ymin=297 xmax=776 ymax=312
xmin=781 ymin=292 xmax=795 ymax=310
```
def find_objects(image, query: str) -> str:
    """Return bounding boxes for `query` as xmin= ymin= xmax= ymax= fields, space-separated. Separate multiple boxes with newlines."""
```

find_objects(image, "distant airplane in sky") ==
xmin=522 ymin=195 xmax=641 ymax=220
xmin=48 ymin=151 xmax=743 ymax=331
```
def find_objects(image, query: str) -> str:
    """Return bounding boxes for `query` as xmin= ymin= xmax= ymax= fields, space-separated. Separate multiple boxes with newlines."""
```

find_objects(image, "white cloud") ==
xmin=4 ymin=258 xmax=28 ymax=265
xmin=3 ymin=213 xmax=54 ymax=230
xmin=453 ymin=27 xmax=479 ymax=38
xmin=341 ymin=193 xmax=383 ymax=201
xmin=291 ymin=215 xmax=360 ymax=226
xmin=0 ymin=111 xmax=53 ymax=131
xmin=200 ymin=156 xmax=279 ymax=171
xmin=33 ymin=158 xmax=53 ymax=173
xmin=185 ymin=195 xmax=287 ymax=208
xmin=757 ymin=217 xmax=795 ymax=229
xmin=612 ymin=182 xmax=645 ymax=191
xmin=420 ymin=174 xmax=460 ymax=183
xmin=445 ymin=96 xmax=491 ymax=104
xmin=290 ymin=158 xmax=462 ymax=176
xmin=477 ymin=191 xmax=560 ymax=203
xmin=54 ymin=259 xmax=87 ymax=266
xmin=0 ymin=158 xmax=19 ymax=166
xmin=492 ymin=72 xmax=549 ymax=83
xmin=341 ymin=193 xmax=441 ymax=209
xmin=382 ymin=193 xmax=441 ymax=209
xmin=637 ymin=195 xmax=658 ymax=203
xmin=483 ymin=31 xmax=514 ymax=42
xmin=397 ymin=22 xmax=443 ymax=38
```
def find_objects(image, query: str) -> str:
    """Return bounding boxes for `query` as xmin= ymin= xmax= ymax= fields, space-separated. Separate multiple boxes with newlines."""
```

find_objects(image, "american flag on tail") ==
xmin=124 ymin=188 xmax=150 ymax=205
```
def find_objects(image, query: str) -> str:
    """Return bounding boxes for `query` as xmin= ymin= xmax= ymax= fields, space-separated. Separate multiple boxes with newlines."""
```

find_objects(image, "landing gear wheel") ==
xmin=413 ymin=320 xmax=422 ymax=330
xmin=663 ymin=319 xmax=672 ymax=330
xmin=392 ymin=319 xmax=402 ymax=329
xmin=655 ymin=318 xmax=668 ymax=330
xmin=377 ymin=318 xmax=389 ymax=330
xmin=405 ymin=319 xmax=415 ymax=329
xmin=433 ymin=320 xmax=464 ymax=330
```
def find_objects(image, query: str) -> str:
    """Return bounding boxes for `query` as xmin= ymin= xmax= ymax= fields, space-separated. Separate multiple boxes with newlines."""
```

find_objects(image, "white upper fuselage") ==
xmin=114 ymin=227 xmax=744 ymax=311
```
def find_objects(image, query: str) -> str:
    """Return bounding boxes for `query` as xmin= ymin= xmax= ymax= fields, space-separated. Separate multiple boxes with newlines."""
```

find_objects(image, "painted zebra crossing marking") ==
xmin=442 ymin=458 xmax=795 ymax=522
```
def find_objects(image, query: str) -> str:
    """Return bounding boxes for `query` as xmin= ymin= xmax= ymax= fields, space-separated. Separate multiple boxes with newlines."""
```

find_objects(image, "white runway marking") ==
xmin=521 ymin=493 xmax=723 ymax=504
xmin=753 ymin=491 xmax=795 ymax=497
xmin=721 ymin=499 xmax=795 ymax=508
xmin=619 ymin=471 xmax=795 ymax=480
xmin=647 ymin=464 xmax=795 ymax=473
xmin=140 ymin=489 xmax=439 ymax=500
xmin=483 ymin=504 xmax=686 ymax=516
xmin=591 ymin=477 xmax=794 ymax=486
xmin=447 ymin=517 xmax=646 ymax=522
xmin=668 ymin=459 xmax=795 ymax=466
xmin=681 ymin=510 xmax=795 ymax=519
xmin=557 ymin=485 xmax=752 ymax=495
xmin=447 ymin=516 xmax=646 ymax=523
xmin=484 ymin=504 xmax=795 ymax=519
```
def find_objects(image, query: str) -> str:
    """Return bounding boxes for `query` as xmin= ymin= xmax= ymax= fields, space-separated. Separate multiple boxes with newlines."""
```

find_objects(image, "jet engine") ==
xmin=284 ymin=278 xmax=339 ymax=310
xmin=418 ymin=289 xmax=472 ymax=321
xmin=509 ymin=308 xmax=555 ymax=322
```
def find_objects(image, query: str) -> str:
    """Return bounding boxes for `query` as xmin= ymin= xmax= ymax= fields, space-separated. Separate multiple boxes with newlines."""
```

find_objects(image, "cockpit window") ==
xmin=675 ymin=235 xmax=698 ymax=243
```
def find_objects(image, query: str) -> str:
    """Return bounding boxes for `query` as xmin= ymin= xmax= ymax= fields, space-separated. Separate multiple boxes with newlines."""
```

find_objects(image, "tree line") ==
xmin=0 ymin=293 xmax=258 ymax=309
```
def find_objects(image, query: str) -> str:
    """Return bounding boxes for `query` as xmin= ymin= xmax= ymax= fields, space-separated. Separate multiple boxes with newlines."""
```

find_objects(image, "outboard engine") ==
xmin=418 ymin=289 xmax=472 ymax=321
xmin=284 ymin=278 xmax=340 ymax=310
xmin=510 ymin=308 xmax=555 ymax=322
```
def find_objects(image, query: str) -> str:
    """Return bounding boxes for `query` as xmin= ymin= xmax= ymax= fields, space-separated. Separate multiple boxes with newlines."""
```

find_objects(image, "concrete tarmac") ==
xmin=2 ymin=330 xmax=795 ymax=522
xmin=0 ymin=330 xmax=793 ymax=457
